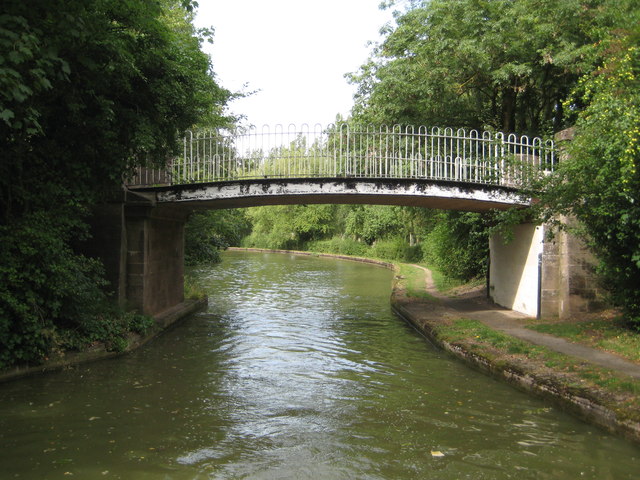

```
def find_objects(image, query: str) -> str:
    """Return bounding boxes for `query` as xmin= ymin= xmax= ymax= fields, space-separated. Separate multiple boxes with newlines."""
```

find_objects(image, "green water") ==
xmin=1 ymin=250 xmax=638 ymax=479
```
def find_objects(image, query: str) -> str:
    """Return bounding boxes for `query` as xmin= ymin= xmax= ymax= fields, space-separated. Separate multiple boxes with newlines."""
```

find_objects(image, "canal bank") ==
xmin=390 ymin=269 xmax=640 ymax=445
xmin=0 ymin=298 xmax=207 ymax=383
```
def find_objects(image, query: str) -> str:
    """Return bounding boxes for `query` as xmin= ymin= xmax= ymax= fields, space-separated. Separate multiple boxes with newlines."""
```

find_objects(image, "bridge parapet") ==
xmin=129 ymin=124 xmax=555 ymax=189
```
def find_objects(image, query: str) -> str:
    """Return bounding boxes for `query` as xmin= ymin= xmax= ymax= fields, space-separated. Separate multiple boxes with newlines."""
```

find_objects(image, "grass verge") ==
xmin=397 ymin=263 xmax=437 ymax=300
xmin=391 ymin=264 xmax=640 ymax=431
xmin=527 ymin=316 xmax=640 ymax=364
xmin=399 ymin=262 xmax=483 ymax=299
xmin=423 ymin=263 xmax=471 ymax=292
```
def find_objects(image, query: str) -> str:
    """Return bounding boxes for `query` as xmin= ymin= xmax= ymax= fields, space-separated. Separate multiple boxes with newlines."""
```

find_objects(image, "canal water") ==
xmin=1 ymin=250 xmax=638 ymax=479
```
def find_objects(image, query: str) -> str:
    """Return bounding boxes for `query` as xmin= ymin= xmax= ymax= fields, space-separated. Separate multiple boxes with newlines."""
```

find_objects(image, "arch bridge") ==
xmin=90 ymin=124 xmax=597 ymax=323
xmin=128 ymin=124 xmax=555 ymax=212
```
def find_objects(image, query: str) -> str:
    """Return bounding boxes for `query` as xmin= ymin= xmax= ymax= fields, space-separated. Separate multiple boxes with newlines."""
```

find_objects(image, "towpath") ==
xmin=414 ymin=264 xmax=640 ymax=380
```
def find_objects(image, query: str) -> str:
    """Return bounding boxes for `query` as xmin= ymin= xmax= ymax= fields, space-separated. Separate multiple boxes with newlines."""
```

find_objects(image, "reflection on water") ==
xmin=0 ymin=251 xmax=638 ymax=479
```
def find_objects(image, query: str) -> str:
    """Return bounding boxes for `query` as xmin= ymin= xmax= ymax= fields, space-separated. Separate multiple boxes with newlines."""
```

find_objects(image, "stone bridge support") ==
xmin=489 ymin=220 xmax=603 ymax=318
xmin=489 ymin=128 xmax=603 ymax=318
xmin=87 ymin=191 xmax=187 ymax=316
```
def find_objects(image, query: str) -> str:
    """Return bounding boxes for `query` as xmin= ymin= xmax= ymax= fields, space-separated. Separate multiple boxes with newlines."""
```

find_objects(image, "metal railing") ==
xmin=129 ymin=124 xmax=555 ymax=189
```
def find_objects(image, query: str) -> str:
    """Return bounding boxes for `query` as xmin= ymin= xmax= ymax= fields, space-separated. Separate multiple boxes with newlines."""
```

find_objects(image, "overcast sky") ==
xmin=194 ymin=0 xmax=395 ymax=128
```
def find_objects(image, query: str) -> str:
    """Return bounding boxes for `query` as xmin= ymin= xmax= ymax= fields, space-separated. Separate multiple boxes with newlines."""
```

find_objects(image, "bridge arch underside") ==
xmin=139 ymin=178 xmax=531 ymax=212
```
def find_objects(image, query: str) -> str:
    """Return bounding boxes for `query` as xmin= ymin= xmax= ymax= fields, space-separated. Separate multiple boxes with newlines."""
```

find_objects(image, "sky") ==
xmin=194 ymin=0 xmax=396 ymax=128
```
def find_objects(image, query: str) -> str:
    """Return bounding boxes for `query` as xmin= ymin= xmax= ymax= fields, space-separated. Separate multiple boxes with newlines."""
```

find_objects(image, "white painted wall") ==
xmin=489 ymin=223 xmax=544 ymax=317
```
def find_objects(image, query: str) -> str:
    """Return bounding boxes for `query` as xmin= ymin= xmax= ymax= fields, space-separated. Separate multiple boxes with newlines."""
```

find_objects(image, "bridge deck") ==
xmin=130 ymin=177 xmax=530 ymax=212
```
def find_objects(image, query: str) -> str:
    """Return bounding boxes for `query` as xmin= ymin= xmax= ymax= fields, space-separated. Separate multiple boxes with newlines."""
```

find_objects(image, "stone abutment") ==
xmin=87 ymin=190 xmax=187 ymax=316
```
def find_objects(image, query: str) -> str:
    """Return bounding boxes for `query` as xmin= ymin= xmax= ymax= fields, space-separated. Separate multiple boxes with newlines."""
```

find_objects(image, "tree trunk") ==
xmin=501 ymin=86 xmax=517 ymax=133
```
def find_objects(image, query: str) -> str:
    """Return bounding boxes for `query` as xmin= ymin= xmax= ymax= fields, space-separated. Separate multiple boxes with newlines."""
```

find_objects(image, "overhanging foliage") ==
xmin=0 ymin=0 xmax=232 ymax=367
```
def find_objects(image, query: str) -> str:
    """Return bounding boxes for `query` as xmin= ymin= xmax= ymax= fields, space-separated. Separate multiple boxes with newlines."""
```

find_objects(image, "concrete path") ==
xmin=415 ymin=265 xmax=640 ymax=380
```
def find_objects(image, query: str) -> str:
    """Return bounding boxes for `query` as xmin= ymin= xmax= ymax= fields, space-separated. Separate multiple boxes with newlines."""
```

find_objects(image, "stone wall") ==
xmin=124 ymin=204 xmax=186 ymax=315
xmin=89 ymin=194 xmax=187 ymax=316
xmin=540 ymin=219 xmax=604 ymax=318
xmin=85 ymin=202 xmax=127 ymax=307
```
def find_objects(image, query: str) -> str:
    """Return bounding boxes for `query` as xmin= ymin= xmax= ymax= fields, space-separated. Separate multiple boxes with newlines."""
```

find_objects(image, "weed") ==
xmin=184 ymin=276 xmax=207 ymax=300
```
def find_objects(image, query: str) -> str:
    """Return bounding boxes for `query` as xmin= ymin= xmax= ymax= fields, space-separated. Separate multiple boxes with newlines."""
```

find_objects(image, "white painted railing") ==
xmin=129 ymin=124 xmax=555 ymax=188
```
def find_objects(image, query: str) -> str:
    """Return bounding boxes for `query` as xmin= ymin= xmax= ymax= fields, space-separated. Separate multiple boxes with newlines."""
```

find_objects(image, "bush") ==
xmin=370 ymin=237 xmax=410 ymax=261
xmin=0 ymin=211 xmax=109 ymax=367
xmin=421 ymin=212 xmax=488 ymax=281
xmin=0 ymin=209 xmax=159 ymax=367
xmin=306 ymin=237 xmax=369 ymax=257
xmin=241 ymin=231 xmax=299 ymax=251
xmin=56 ymin=309 xmax=154 ymax=353
xmin=185 ymin=210 xmax=251 ymax=265
xmin=307 ymin=236 xmax=421 ymax=263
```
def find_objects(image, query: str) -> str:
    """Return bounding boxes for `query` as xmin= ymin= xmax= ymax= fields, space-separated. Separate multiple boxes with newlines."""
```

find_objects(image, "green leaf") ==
xmin=0 ymin=108 xmax=14 ymax=122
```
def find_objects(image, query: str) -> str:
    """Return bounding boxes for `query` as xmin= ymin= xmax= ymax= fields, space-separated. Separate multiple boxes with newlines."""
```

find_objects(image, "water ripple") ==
xmin=1 ymin=251 xmax=637 ymax=479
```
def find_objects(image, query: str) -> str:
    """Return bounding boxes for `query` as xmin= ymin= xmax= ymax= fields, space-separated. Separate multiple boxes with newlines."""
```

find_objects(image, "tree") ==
xmin=185 ymin=209 xmax=251 ymax=265
xmin=243 ymin=205 xmax=341 ymax=250
xmin=345 ymin=0 xmax=640 ymax=290
xmin=344 ymin=206 xmax=399 ymax=244
xmin=535 ymin=28 xmax=640 ymax=324
xmin=0 ymin=0 xmax=232 ymax=367
xmin=1 ymin=0 xmax=231 ymax=217
xmin=349 ymin=0 xmax=609 ymax=135
xmin=421 ymin=211 xmax=489 ymax=281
